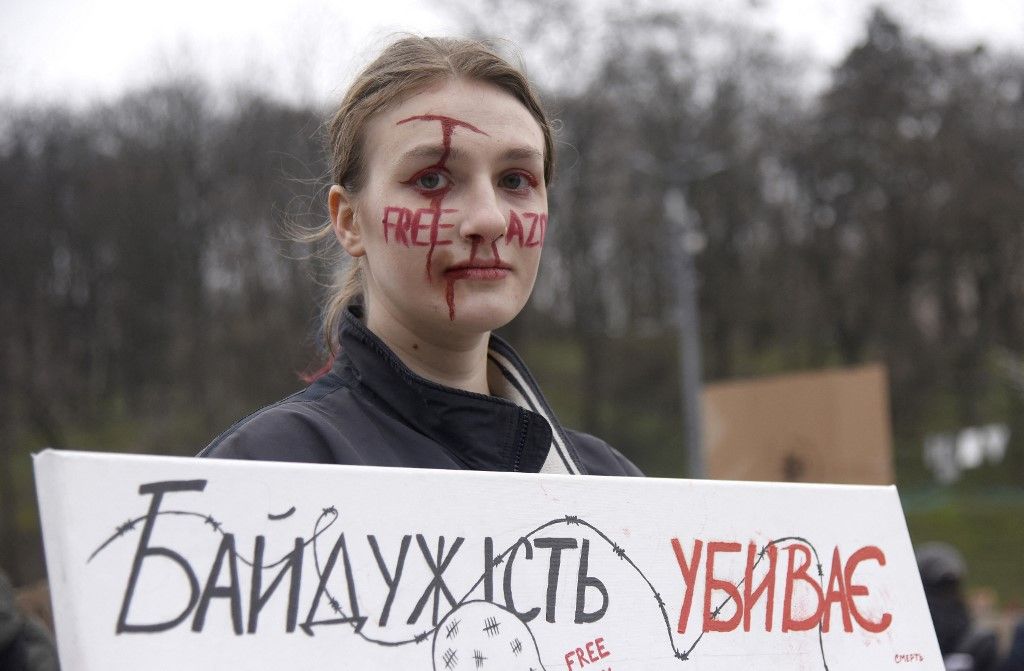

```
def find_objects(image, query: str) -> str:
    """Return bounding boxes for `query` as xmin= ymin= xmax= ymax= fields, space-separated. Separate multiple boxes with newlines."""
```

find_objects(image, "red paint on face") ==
xmin=504 ymin=210 xmax=546 ymax=248
xmin=396 ymin=114 xmax=487 ymax=165
xmin=522 ymin=212 xmax=547 ymax=247
xmin=442 ymin=256 xmax=513 ymax=320
xmin=395 ymin=114 xmax=490 ymax=320
xmin=506 ymin=210 xmax=525 ymax=246
xmin=445 ymin=278 xmax=457 ymax=321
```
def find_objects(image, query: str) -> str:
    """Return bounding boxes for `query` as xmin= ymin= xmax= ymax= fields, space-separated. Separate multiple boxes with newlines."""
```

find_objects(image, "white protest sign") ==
xmin=35 ymin=449 xmax=941 ymax=670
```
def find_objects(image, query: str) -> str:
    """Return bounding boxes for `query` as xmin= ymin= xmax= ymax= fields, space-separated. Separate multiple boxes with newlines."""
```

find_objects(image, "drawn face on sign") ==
xmin=333 ymin=78 xmax=548 ymax=338
xmin=431 ymin=601 xmax=546 ymax=671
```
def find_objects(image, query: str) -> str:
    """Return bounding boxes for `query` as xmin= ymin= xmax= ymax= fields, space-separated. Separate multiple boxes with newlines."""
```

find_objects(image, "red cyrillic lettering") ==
xmin=704 ymin=542 xmax=742 ymax=632
xmin=821 ymin=546 xmax=853 ymax=632
xmin=671 ymin=538 xmax=703 ymax=634
xmin=743 ymin=543 xmax=776 ymax=632
xmin=845 ymin=546 xmax=892 ymax=633
xmin=782 ymin=544 xmax=824 ymax=632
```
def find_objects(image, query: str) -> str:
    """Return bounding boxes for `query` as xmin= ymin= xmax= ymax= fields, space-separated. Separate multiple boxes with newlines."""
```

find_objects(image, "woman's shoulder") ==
xmin=564 ymin=429 xmax=644 ymax=477
xmin=199 ymin=393 xmax=335 ymax=463
xmin=198 ymin=374 xmax=357 ymax=464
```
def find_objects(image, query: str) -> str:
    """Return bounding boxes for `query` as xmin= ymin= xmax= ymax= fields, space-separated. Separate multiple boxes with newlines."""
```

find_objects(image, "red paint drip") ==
xmin=396 ymin=115 xmax=488 ymax=317
xmin=425 ymin=207 xmax=440 ymax=280
xmin=445 ymin=278 xmax=457 ymax=321
xmin=396 ymin=115 xmax=489 ymax=169
xmin=424 ymin=195 xmax=448 ymax=280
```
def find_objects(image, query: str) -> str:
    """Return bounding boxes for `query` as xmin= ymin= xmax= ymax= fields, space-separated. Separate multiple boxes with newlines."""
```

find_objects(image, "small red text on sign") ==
xmin=564 ymin=636 xmax=611 ymax=670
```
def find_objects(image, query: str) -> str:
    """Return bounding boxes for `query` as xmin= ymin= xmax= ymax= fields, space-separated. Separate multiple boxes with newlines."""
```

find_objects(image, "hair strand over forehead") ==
xmin=327 ymin=36 xmax=554 ymax=192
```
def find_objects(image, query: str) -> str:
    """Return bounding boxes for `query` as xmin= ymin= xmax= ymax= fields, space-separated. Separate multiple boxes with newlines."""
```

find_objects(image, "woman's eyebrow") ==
xmin=398 ymin=144 xmax=451 ymax=163
xmin=502 ymin=146 xmax=544 ymax=162
xmin=396 ymin=144 xmax=543 ymax=164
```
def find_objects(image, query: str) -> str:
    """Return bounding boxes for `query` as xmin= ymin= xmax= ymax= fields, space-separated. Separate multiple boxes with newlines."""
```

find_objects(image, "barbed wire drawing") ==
xmin=89 ymin=491 xmax=831 ymax=669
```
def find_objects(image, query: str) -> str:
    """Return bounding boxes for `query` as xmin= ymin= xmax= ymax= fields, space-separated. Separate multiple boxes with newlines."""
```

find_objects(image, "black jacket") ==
xmin=200 ymin=307 xmax=641 ymax=477
xmin=1002 ymin=619 xmax=1024 ymax=671
xmin=0 ymin=572 xmax=59 ymax=671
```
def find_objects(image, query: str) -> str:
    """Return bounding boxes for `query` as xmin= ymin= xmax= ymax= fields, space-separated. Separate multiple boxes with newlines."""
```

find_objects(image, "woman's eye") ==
xmin=414 ymin=171 xmax=448 ymax=191
xmin=499 ymin=172 xmax=533 ymax=191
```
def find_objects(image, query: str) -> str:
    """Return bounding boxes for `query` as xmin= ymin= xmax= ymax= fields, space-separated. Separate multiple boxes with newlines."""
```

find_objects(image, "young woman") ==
xmin=200 ymin=37 xmax=641 ymax=477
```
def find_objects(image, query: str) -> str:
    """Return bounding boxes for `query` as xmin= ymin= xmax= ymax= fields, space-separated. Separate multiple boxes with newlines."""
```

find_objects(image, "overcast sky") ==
xmin=2 ymin=0 xmax=1022 ymax=107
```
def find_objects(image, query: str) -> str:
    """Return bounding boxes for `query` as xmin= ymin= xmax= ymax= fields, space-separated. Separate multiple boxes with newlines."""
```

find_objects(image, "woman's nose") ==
xmin=457 ymin=180 xmax=507 ymax=242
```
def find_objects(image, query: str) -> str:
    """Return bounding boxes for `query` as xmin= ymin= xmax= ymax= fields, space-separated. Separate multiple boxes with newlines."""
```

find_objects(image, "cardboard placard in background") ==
xmin=35 ymin=449 xmax=937 ymax=670
xmin=704 ymin=363 xmax=894 ymax=484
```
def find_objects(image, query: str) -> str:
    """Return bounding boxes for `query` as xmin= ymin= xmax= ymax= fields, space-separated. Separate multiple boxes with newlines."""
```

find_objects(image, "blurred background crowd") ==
xmin=2 ymin=0 xmax=1023 ymax=667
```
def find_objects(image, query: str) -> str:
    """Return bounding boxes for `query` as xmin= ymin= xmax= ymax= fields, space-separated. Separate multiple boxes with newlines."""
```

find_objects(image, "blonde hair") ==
xmin=313 ymin=36 xmax=555 ymax=356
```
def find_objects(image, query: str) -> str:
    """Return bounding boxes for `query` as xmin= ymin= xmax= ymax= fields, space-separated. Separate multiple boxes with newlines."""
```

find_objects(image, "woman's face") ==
xmin=334 ymin=78 xmax=548 ymax=342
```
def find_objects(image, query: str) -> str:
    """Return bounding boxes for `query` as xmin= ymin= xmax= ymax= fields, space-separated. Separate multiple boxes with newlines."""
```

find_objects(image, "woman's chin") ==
xmin=441 ymin=295 xmax=524 ymax=334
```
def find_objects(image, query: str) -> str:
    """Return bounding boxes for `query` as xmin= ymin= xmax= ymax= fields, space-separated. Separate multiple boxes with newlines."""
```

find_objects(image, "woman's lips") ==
xmin=444 ymin=262 xmax=512 ymax=280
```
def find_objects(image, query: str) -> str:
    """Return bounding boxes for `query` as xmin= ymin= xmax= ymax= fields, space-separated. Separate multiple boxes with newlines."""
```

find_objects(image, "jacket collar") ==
xmin=331 ymin=306 xmax=585 ymax=474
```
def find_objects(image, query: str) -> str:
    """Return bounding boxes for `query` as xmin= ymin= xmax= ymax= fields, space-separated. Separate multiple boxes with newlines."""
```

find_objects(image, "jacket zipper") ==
xmin=512 ymin=410 xmax=530 ymax=472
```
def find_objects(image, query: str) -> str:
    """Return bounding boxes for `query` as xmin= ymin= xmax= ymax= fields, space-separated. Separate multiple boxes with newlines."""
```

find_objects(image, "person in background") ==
xmin=1000 ymin=618 xmax=1024 ymax=671
xmin=0 ymin=571 xmax=59 ymax=671
xmin=917 ymin=542 xmax=999 ymax=671
xmin=200 ymin=36 xmax=641 ymax=478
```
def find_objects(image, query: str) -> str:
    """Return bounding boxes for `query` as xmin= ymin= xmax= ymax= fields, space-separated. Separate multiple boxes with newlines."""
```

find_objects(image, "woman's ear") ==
xmin=329 ymin=185 xmax=366 ymax=257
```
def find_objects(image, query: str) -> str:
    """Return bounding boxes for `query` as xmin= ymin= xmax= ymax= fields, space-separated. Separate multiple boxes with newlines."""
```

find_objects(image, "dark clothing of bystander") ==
xmin=0 ymin=572 xmax=59 ymax=671
xmin=1001 ymin=619 xmax=1024 ymax=671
